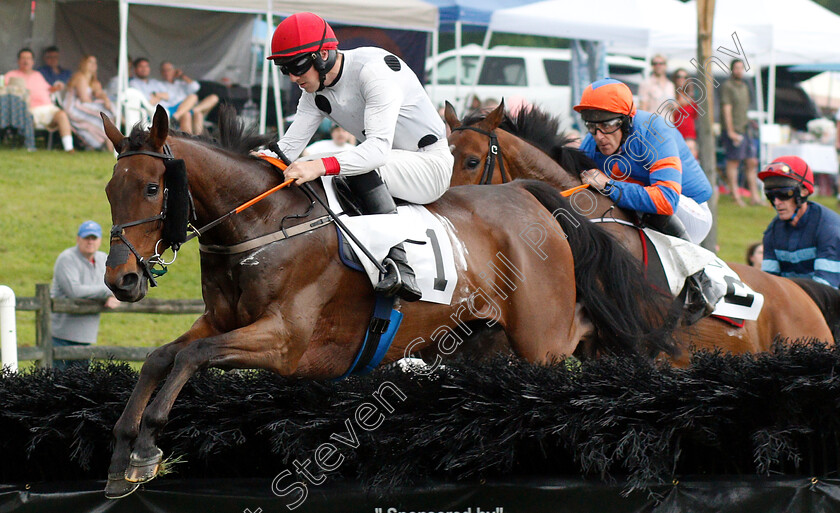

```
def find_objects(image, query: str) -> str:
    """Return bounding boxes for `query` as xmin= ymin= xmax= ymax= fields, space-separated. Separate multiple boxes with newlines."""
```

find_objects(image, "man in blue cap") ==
xmin=50 ymin=220 xmax=120 ymax=370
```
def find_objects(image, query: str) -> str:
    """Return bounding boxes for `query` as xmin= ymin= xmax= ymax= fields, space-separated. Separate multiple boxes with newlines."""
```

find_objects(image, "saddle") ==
xmin=332 ymin=176 xmax=410 ymax=217
xmin=639 ymin=229 xmax=762 ymax=327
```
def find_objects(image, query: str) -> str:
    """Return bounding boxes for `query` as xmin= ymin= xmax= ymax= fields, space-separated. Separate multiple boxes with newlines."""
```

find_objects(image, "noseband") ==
xmin=111 ymin=144 xmax=194 ymax=287
xmin=451 ymin=125 xmax=509 ymax=185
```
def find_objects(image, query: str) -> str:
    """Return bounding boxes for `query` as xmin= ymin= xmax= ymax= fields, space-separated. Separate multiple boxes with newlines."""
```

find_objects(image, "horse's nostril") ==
xmin=119 ymin=273 xmax=139 ymax=291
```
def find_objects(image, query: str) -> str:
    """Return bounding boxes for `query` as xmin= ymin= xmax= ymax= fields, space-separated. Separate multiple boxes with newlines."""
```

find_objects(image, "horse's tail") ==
xmin=518 ymin=180 xmax=676 ymax=358
xmin=791 ymin=277 xmax=840 ymax=342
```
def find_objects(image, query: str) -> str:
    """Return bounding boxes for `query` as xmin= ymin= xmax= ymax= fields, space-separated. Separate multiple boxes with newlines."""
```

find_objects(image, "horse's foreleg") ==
xmin=126 ymin=313 xmax=300 ymax=484
xmin=105 ymin=316 xmax=217 ymax=499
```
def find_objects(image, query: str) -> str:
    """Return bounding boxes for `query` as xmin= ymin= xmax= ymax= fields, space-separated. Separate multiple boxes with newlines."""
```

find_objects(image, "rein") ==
xmin=112 ymin=146 xmax=298 ymax=285
xmin=451 ymin=125 xmax=509 ymax=184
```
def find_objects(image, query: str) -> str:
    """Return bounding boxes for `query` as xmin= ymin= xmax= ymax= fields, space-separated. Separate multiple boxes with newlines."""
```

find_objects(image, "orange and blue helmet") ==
xmin=267 ymin=12 xmax=338 ymax=62
xmin=574 ymin=78 xmax=636 ymax=121
xmin=758 ymin=155 xmax=814 ymax=195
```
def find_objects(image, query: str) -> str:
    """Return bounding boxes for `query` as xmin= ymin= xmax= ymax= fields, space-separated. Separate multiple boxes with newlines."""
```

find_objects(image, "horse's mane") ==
xmin=126 ymin=104 xmax=277 ymax=157
xmin=463 ymin=106 xmax=596 ymax=177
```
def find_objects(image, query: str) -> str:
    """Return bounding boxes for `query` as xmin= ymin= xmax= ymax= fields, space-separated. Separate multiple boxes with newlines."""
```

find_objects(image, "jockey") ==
xmin=575 ymin=78 xmax=714 ymax=244
xmin=266 ymin=12 xmax=453 ymax=302
xmin=759 ymin=156 xmax=840 ymax=287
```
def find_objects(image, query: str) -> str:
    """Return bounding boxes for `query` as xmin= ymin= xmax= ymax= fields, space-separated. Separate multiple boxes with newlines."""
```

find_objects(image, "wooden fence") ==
xmin=15 ymin=283 xmax=204 ymax=367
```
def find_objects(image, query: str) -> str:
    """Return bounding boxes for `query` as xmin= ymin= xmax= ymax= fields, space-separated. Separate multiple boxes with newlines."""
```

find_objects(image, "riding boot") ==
xmin=642 ymin=213 xmax=690 ymax=241
xmin=683 ymin=270 xmax=726 ymax=324
xmin=346 ymin=171 xmax=422 ymax=302
xmin=375 ymin=243 xmax=422 ymax=302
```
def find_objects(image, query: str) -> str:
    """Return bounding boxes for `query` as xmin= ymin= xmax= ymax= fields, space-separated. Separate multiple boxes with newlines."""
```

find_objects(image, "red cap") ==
xmin=574 ymin=79 xmax=636 ymax=117
xmin=758 ymin=155 xmax=814 ymax=195
xmin=267 ymin=12 xmax=338 ymax=61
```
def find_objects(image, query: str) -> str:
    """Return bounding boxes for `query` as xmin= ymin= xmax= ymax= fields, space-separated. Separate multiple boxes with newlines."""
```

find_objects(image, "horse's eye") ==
xmin=145 ymin=183 xmax=160 ymax=197
xmin=466 ymin=157 xmax=481 ymax=170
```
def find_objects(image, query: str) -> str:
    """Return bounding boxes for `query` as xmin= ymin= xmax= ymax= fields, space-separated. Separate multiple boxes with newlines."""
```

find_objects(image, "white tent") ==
xmin=486 ymin=0 xmax=754 ymax=61
xmin=484 ymin=0 xmax=840 ymax=124
xmin=113 ymin=0 xmax=440 ymax=133
xmin=458 ymin=0 xmax=701 ymax=112
xmin=685 ymin=0 xmax=840 ymax=123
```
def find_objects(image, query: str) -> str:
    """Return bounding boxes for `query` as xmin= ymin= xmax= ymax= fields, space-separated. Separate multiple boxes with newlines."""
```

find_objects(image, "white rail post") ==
xmin=0 ymin=285 xmax=18 ymax=372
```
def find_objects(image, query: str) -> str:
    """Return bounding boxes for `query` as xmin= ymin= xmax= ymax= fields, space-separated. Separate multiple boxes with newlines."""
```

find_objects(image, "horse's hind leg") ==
xmin=126 ymin=314 xmax=296 ymax=484
xmin=105 ymin=319 xmax=216 ymax=499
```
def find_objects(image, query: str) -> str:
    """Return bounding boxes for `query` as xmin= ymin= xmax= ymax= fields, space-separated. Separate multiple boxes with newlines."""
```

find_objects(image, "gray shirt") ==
xmin=50 ymin=246 xmax=112 ymax=344
xmin=159 ymin=79 xmax=200 ymax=108
xmin=128 ymin=77 xmax=167 ymax=103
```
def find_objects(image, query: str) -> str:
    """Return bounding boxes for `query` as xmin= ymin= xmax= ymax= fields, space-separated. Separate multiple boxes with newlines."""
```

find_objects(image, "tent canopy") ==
xmin=486 ymin=0 xmax=754 ymax=60
xmin=123 ymin=0 xmax=439 ymax=32
xmin=488 ymin=0 xmax=691 ymax=49
xmin=686 ymin=0 xmax=840 ymax=66
xmin=427 ymin=0 xmax=538 ymax=26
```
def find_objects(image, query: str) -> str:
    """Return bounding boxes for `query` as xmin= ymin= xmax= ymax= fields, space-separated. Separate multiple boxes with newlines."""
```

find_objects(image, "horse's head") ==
xmin=101 ymin=106 xmax=182 ymax=302
xmin=445 ymin=100 xmax=510 ymax=186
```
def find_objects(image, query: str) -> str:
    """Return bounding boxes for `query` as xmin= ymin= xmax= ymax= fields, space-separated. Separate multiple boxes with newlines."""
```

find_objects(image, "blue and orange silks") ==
xmin=580 ymin=110 xmax=712 ymax=216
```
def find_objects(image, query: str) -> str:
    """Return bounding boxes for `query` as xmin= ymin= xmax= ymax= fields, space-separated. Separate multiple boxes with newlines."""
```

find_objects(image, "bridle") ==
xmin=111 ymin=144 xmax=194 ymax=287
xmin=450 ymin=125 xmax=509 ymax=185
xmin=109 ymin=145 xmax=333 ymax=289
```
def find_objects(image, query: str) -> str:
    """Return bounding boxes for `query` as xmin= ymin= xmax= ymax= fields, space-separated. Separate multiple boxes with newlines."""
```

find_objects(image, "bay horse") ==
xmin=100 ymin=106 xmax=675 ymax=498
xmin=445 ymin=101 xmax=838 ymax=363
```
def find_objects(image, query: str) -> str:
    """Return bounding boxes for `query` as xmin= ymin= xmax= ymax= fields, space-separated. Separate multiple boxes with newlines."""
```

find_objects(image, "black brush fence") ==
xmin=2 ymin=342 xmax=840 ymax=512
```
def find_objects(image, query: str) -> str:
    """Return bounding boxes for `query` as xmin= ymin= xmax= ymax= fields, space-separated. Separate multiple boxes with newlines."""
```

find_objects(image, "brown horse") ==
xmin=445 ymin=101 xmax=838 ymax=363
xmin=99 ymin=106 xmax=675 ymax=498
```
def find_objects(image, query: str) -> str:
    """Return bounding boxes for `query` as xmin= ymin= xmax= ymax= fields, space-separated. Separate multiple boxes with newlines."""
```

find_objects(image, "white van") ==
xmin=425 ymin=44 xmax=646 ymax=125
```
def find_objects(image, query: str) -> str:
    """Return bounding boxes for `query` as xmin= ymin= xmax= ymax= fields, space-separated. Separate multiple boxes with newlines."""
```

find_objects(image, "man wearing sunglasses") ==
xmin=265 ymin=12 xmax=453 ymax=302
xmin=758 ymin=156 xmax=840 ymax=287
xmin=575 ymin=78 xmax=713 ymax=245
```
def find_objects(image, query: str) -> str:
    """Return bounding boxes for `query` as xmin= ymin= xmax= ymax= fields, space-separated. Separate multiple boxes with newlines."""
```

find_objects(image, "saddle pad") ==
xmin=322 ymin=176 xmax=458 ymax=305
xmin=644 ymin=229 xmax=765 ymax=321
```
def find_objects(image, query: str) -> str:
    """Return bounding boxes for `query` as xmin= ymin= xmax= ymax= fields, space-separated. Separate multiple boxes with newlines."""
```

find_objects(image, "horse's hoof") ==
xmin=125 ymin=447 xmax=163 ymax=483
xmin=105 ymin=473 xmax=140 ymax=499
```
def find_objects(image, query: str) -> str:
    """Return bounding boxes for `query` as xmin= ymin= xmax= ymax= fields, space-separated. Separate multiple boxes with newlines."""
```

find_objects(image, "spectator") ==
xmin=128 ymin=57 xmax=169 ymax=107
xmin=638 ymin=54 xmax=675 ymax=113
xmin=64 ymin=55 xmax=114 ymax=151
xmin=759 ymin=156 xmax=840 ymax=287
xmin=158 ymin=61 xmax=219 ymax=134
xmin=746 ymin=242 xmax=763 ymax=268
xmin=672 ymin=68 xmax=698 ymax=159
xmin=302 ymin=123 xmax=356 ymax=157
xmin=50 ymin=221 xmax=120 ymax=370
xmin=4 ymin=48 xmax=74 ymax=152
xmin=37 ymin=45 xmax=72 ymax=88
xmin=721 ymin=59 xmax=760 ymax=207
xmin=106 ymin=55 xmax=133 ymax=103
xmin=482 ymin=97 xmax=500 ymax=110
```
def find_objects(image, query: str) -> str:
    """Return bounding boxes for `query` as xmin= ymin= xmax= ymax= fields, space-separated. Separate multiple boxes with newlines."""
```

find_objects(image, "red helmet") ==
xmin=758 ymin=155 xmax=814 ymax=195
xmin=267 ymin=12 xmax=338 ymax=61
xmin=574 ymin=78 xmax=636 ymax=118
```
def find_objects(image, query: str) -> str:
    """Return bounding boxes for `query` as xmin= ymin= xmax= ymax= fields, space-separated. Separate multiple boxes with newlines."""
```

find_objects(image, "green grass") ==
xmin=2 ymin=147 xmax=839 ymax=364
xmin=0 ymin=149 xmax=201 ymax=362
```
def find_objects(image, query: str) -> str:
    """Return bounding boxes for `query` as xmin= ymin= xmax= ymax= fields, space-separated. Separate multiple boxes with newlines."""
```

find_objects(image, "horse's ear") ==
xmin=443 ymin=101 xmax=461 ymax=130
xmin=101 ymin=112 xmax=125 ymax=151
xmin=481 ymin=99 xmax=506 ymax=130
xmin=149 ymin=105 xmax=169 ymax=150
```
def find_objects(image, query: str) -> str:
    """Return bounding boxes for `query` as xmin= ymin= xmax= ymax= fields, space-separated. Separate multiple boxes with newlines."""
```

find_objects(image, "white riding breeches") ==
xmin=378 ymin=139 xmax=454 ymax=204
xmin=675 ymin=195 xmax=713 ymax=244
